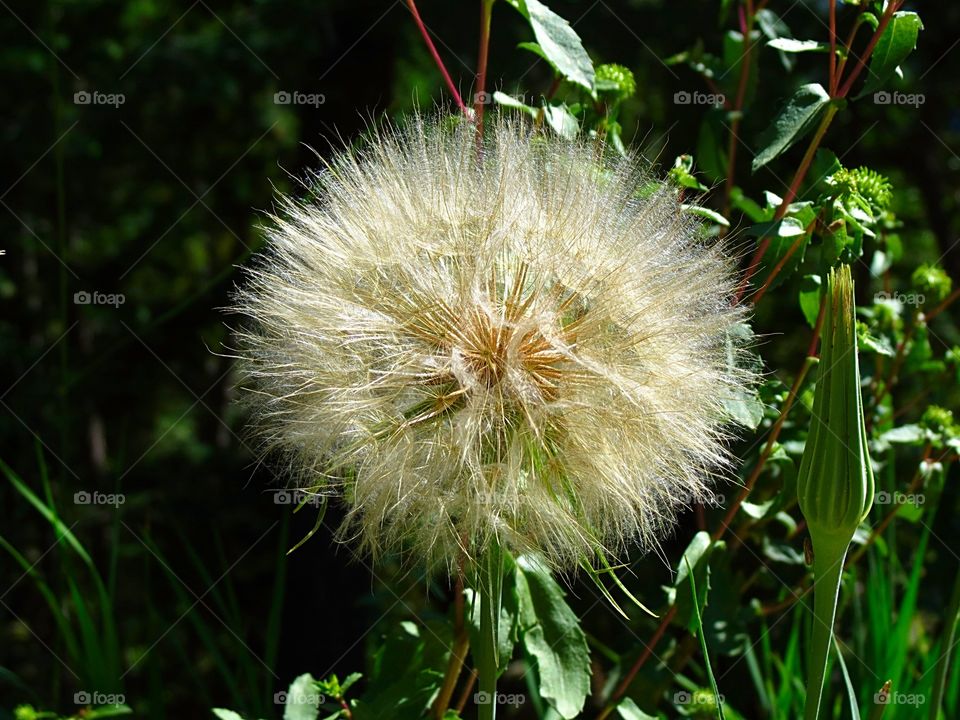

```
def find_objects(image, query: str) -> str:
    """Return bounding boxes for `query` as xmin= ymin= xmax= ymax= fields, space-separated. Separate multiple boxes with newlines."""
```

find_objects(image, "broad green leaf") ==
xmin=799 ymin=274 xmax=823 ymax=328
xmin=668 ymin=532 xmax=726 ymax=631
xmin=284 ymin=674 xmax=321 ymax=720
xmin=722 ymin=322 xmax=764 ymax=430
xmin=516 ymin=555 xmax=590 ymax=719
xmin=681 ymin=204 xmax=729 ymax=226
xmin=616 ymin=697 xmax=659 ymax=719
xmin=85 ymin=707 xmax=133 ymax=719
xmin=879 ymin=424 xmax=925 ymax=445
xmin=543 ymin=104 xmax=579 ymax=139
xmin=856 ymin=12 xmax=923 ymax=99
xmin=493 ymin=91 xmax=539 ymax=118
xmin=766 ymin=38 xmax=830 ymax=53
xmin=505 ymin=0 xmax=595 ymax=90
xmin=752 ymin=83 xmax=831 ymax=171
xmin=212 ymin=711 xmax=246 ymax=720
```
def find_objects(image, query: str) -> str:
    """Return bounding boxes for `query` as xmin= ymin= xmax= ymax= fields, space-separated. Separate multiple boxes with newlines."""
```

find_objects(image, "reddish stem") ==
xmin=735 ymin=104 xmax=838 ymax=303
xmin=474 ymin=0 xmax=494 ymax=138
xmin=836 ymin=0 xmax=904 ymax=98
xmin=405 ymin=0 xmax=470 ymax=117
xmin=722 ymin=0 xmax=756 ymax=218
xmin=828 ymin=0 xmax=838 ymax=95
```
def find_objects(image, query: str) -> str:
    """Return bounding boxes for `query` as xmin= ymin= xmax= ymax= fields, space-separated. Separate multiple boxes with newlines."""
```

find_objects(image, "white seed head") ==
xmin=231 ymin=116 xmax=753 ymax=572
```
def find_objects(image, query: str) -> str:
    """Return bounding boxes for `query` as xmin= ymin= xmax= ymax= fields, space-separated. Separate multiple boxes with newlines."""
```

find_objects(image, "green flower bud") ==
xmin=911 ymin=263 xmax=952 ymax=305
xmin=798 ymin=265 xmax=875 ymax=542
xmin=594 ymin=63 xmax=637 ymax=102
xmin=796 ymin=264 xmax=874 ymax=720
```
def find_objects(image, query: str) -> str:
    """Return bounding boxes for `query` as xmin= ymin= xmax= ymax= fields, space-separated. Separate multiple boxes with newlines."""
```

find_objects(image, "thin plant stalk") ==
xmin=929 ymin=568 xmax=960 ymax=719
xmin=805 ymin=541 xmax=847 ymax=720
xmin=476 ymin=541 xmax=504 ymax=720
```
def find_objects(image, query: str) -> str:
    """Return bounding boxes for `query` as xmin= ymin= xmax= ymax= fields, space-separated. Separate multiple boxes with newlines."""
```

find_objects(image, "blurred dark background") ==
xmin=2 ymin=1 xmax=958 ymax=717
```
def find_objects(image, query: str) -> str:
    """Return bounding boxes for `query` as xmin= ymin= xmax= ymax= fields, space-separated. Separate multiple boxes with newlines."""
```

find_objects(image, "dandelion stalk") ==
xmin=797 ymin=265 xmax=874 ymax=720
xmin=476 ymin=541 xmax=504 ymax=720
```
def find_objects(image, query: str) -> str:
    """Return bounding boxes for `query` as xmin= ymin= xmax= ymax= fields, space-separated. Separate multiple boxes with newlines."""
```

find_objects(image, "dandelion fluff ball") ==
xmin=233 ymin=117 xmax=751 ymax=572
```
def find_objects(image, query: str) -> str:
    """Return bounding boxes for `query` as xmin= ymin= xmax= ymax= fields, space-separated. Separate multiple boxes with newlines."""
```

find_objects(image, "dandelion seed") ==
xmin=231 ymin=116 xmax=753 ymax=572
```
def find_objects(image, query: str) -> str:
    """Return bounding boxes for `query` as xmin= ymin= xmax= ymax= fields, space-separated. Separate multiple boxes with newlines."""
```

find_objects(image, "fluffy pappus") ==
xmin=230 ymin=116 xmax=754 ymax=573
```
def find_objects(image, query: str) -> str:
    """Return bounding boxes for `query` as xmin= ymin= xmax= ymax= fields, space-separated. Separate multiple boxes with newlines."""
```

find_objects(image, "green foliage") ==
xmin=4 ymin=1 xmax=958 ymax=719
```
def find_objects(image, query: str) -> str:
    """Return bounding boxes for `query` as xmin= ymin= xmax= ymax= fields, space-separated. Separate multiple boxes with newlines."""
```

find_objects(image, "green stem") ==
xmin=805 ymin=535 xmax=849 ymax=720
xmin=929 ymin=567 xmax=960 ymax=719
xmin=477 ymin=542 xmax=503 ymax=720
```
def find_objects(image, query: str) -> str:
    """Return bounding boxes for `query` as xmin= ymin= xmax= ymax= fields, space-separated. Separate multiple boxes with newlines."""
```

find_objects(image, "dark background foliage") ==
xmin=2 ymin=1 xmax=958 ymax=718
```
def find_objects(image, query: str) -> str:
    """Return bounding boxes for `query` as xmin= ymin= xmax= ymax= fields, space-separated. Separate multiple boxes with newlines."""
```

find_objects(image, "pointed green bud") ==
xmin=797 ymin=264 xmax=875 ymax=720
xmin=797 ymin=264 xmax=874 ymax=544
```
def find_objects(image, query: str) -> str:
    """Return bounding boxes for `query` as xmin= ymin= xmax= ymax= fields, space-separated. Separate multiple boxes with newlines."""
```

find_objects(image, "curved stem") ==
xmin=805 ymin=536 xmax=849 ymax=720
xmin=405 ymin=0 xmax=470 ymax=117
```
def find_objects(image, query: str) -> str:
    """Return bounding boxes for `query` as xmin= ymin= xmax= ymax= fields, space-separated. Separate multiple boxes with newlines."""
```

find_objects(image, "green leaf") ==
xmin=505 ymin=0 xmax=595 ymax=90
xmin=493 ymin=91 xmax=539 ymax=118
xmin=616 ymin=697 xmax=659 ymax=719
xmin=799 ymin=274 xmax=823 ymax=328
xmin=879 ymin=424 xmax=925 ymax=445
xmin=856 ymin=12 xmax=923 ymax=99
xmin=543 ymin=104 xmax=580 ymax=139
xmin=722 ymin=322 xmax=764 ymax=429
xmin=211 ymin=711 xmax=246 ymax=720
xmin=681 ymin=205 xmax=729 ymax=226
xmin=284 ymin=674 xmax=321 ymax=720
xmin=766 ymin=38 xmax=830 ymax=53
xmin=685 ymin=555 xmax=726 ymax=720
xmin=669 ymin=532 xmax=726 ymax=632
xmin=752 ymin=83 xmax=831 ymax=171
xmin=85 ymin=707 xmax=133 ymax=719
xmin=516 ymin=555 xmax=590 ymax=719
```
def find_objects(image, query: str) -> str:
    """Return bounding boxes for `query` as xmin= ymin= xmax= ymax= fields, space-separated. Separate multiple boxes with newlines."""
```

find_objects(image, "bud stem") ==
xmin=805 ymin=534 xmax=850 ymax=720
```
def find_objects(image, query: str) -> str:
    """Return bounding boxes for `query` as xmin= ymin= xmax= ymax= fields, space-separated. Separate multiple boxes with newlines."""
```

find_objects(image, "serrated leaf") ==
xmin=668 ymin=532 xmax=726 ymax=632
xmin=506 ymin=0 xmax=595 ymax=90
xmin=516 ymin=556 xmax=590 ymax=719
xmin=752 ymin=83 xmax=831 ymax=171
xmin=856 ymin=11 xmax=923 ymax=99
